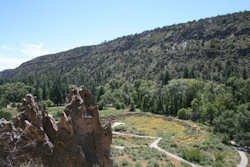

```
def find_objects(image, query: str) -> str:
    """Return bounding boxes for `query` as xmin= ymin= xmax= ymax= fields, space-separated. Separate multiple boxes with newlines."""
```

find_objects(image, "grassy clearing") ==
xmin=111 ymin=146 xmax=182 ymax=167
xmin=113 ymin=137 xmax=153 ymax=147
xmin=47 ymin=106 xmax=65 ymax=121
xmin=117 ymin=116 xmax=240 ymax=167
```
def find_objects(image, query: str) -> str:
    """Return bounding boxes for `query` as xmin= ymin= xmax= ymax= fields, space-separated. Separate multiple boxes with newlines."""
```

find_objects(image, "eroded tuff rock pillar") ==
xmin=0 ymin=87 xmax=112 ymax=167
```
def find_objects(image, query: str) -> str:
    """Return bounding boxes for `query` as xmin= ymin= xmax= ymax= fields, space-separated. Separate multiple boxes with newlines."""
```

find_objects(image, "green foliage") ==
xmin=41 ymin=99 xmax=55 ymax=109
xmin=96 ymin=77 xmax=249 ymax=147
xmin=221 ymin=135 xmax=230 ymax=145
xmin=226 ymin=77 xmax=250 ymax=104
xmin=234 ymin=103 xmax=250 ymax=146
xmin=160 ymin=70 xmax=171 ymax=85
xmin=213 ymin=161 xmax=224 ymax=167
xmin=214 ymin=110 xmax=236 ymax=138
xmin=0 ymin=82 xmax=34 ymax=107
xmin=177 ymin=108 xmax=191 ymax=120
xmin=115 ymin=101 xmax=121 ymax=110
xmin=135 ymin=162 xmax=142 ymax=167
xmin=190 ymin=98 xmax=202 ymax=121
xmin=215 ymin=152 xmax=225 ymax=162
xmin=0 ymin=109 xmax=12 ymax=120
xmin=201 ymin=103 xmax=218 ymax=124
xmin=129 ymin=101 xmax=135 ymax=112
xmin=182 ymin=149 xmax=204 ymax=163
xmin=147 ymin=161 xmax=160 ymax=167
xmin=121 ymin=159 xmax=129 ymax=166
xmin=49 ymin=77 xmax=68 ymax=105
xmin=98 ymin=100 xmax=105 ymax=110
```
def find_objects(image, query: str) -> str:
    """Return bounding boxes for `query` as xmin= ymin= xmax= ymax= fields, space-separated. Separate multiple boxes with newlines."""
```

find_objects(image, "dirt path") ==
xmin=112 ymin=121 xmax=249 ymax=167
xmin=149 ymin=137 xmax=197 ymax=167
xmin=231 ymin=141 xmax=248 ymax=167
xmin=236 ymin=149 xmax=248 ymax=167
xmin=112 ymin=122 xmax=198 ymax=167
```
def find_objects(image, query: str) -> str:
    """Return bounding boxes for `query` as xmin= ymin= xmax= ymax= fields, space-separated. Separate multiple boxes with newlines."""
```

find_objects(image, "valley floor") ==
xmin=5 ymin=106 xmax=248 ymax=167
xmin=99 ymin=107 xmax=245 ymax=167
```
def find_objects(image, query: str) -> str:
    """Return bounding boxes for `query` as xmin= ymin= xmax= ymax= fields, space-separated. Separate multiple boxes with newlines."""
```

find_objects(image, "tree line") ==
xmin=96 ymin=77 xmax=250 ymax=147
xmin=0 ymin=75 xmax=249 ymax=147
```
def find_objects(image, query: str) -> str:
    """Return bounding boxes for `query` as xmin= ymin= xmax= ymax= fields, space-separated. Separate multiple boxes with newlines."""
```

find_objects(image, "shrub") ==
xmin=215 ymin=152 xmax=224 ymax=162
xmin=180 ymin=162 xmax=192 ymax=167
xmin=130 ymin=102 xmax=135 ymax=112
xmin=177 ymin=108 xmax=191 ymax=120
xmin=121 ymin=159 xmax=129 ymax=166
xmin=98 ymin=100 xmax=105 ymax=110
xmin=135 ymin=162 xmax=142 ymax=167
xmin=11 ymin=103 xmax=17 ymax=108
xmin=213 ymin=161 xmax=224 ymax=167
xmin=115 ymin=101 xmax=121 ymax=110
xmin=120 ymin=103 xmax=125 ymax=109
xmin=182 ymin=149 xmax=203 ymax=163
xmin=41 ymin=99 xmax=55 ymax=108
xmin=147 ymin=161 xmax=160 ymax=167
xmin=0 ymin=109 xmax=12 ymax=120
xmin=114 ymin=125 xmax=127 ymax=132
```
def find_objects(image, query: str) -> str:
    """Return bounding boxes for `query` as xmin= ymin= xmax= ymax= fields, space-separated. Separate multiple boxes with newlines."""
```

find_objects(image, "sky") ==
xmin=0 ymin=0 xmax=249 ymax=71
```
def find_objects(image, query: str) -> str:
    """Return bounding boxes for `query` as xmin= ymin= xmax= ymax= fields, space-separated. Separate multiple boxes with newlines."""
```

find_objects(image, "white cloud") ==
xmin=21 ymin=43 xmax=49 ymax=58
xmin=0 ymin=55 xmax=28 ymax=71
xmin=0 ymin=45 xmax=13 ymax=50
xmin=0 ymin=43 xmax=51 ymax=71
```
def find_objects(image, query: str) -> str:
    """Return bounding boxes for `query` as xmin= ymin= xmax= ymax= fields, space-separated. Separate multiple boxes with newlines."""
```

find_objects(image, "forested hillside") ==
xmin=0 ymin=11 xmax=250 ymax=149
xmin=0 ymin=11 xmax=249 ymax=85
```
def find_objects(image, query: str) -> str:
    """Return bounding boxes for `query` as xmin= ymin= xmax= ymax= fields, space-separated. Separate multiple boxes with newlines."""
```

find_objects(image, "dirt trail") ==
xmin=236 ymin=150 xmax=248 ymax=167
xmin=112 ymin=122 xmax=198 ymax=167
xmin=112 ymin=121 xmax=248 ymax=167
xmin=149 ymin=137 xmax=197 ymax=167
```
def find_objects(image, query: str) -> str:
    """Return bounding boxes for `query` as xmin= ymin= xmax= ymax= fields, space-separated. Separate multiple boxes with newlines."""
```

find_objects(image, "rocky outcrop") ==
xmin=0 ymin=87 xmax=112 ymax=167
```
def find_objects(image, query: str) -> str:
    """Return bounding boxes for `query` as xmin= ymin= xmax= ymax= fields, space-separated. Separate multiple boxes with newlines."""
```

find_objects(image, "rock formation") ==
xmin=0 ymin=86 xmax=112 ymax=167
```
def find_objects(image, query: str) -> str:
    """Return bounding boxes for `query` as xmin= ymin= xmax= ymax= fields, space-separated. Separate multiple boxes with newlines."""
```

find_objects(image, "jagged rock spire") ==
xmin=0 ymin=87 xmax=112 ymax=167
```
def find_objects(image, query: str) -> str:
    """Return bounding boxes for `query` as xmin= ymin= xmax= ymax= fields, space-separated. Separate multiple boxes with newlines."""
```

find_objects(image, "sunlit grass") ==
xmin=113 ymin=137 xmax=153 ymax=147
xmin=118 ymin=116 xmax=240 ymax=167
xmin=47 ymin=106 xmax=65 ymax=121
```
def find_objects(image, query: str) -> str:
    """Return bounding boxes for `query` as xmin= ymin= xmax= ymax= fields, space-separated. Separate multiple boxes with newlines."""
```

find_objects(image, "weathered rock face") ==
xmin=0 ymin=87 xmax=112 ymax=167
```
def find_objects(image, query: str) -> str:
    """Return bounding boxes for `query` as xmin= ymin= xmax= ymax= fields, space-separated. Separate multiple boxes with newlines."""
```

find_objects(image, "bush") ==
xmin=41 ymin=99 xmax=54 ymax=108
xmin=213 ymin=161 xmax=224 ymax=167
xmin=0 ymin=109 xmax=12 ymax=120
xmin=222 ymin=135 xmax=230 ymax=145
xmin=98 ymin=100 xmax=105 ymax=110
xmin=177 ymin=108 xmax=191 ymax=120
xmin=120 ymin=103 xmax=125 ymax=109
xmin=215 ymin=152 xmax=224 ymax=162
xmin=11 ymin=103 xmax=17 ymax=108
xmin=147 ymin=161 xmax=160 ymax=167
xmin=114 ymin=125 xmax=127 ymax=132
xmin=182 ymin=149 xmax=203 ymax=163
xmin=180 ymin=162 xmax=192 ymax=167
xmin=130 ymin=102 xmax=135 ymax=112
xmin=115 ymin=101 xmax=121 ymax=110
xmin=121 ymin=159 xmax=129 ymax=166
xmin=135 ymin=162 xmax=142 ymax=167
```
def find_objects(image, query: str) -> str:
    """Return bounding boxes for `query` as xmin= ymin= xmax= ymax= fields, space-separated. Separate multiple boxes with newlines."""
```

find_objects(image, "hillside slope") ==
xmin=0 ymin=11 xmax=249 ymax=84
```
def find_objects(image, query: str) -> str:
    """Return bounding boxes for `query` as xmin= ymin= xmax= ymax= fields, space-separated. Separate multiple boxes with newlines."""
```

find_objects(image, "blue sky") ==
xmin=0 ymin=0 xmax=249 ymax=71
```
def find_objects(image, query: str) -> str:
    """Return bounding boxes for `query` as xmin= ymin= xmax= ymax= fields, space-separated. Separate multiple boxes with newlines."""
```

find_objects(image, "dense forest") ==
xmin=0 ymin=11 xmax=250 ymax=149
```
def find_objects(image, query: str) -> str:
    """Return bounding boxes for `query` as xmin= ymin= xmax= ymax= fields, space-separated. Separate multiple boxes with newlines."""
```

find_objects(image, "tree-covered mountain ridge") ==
xmin=0 ymin=11 xmax=249 ymax=84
